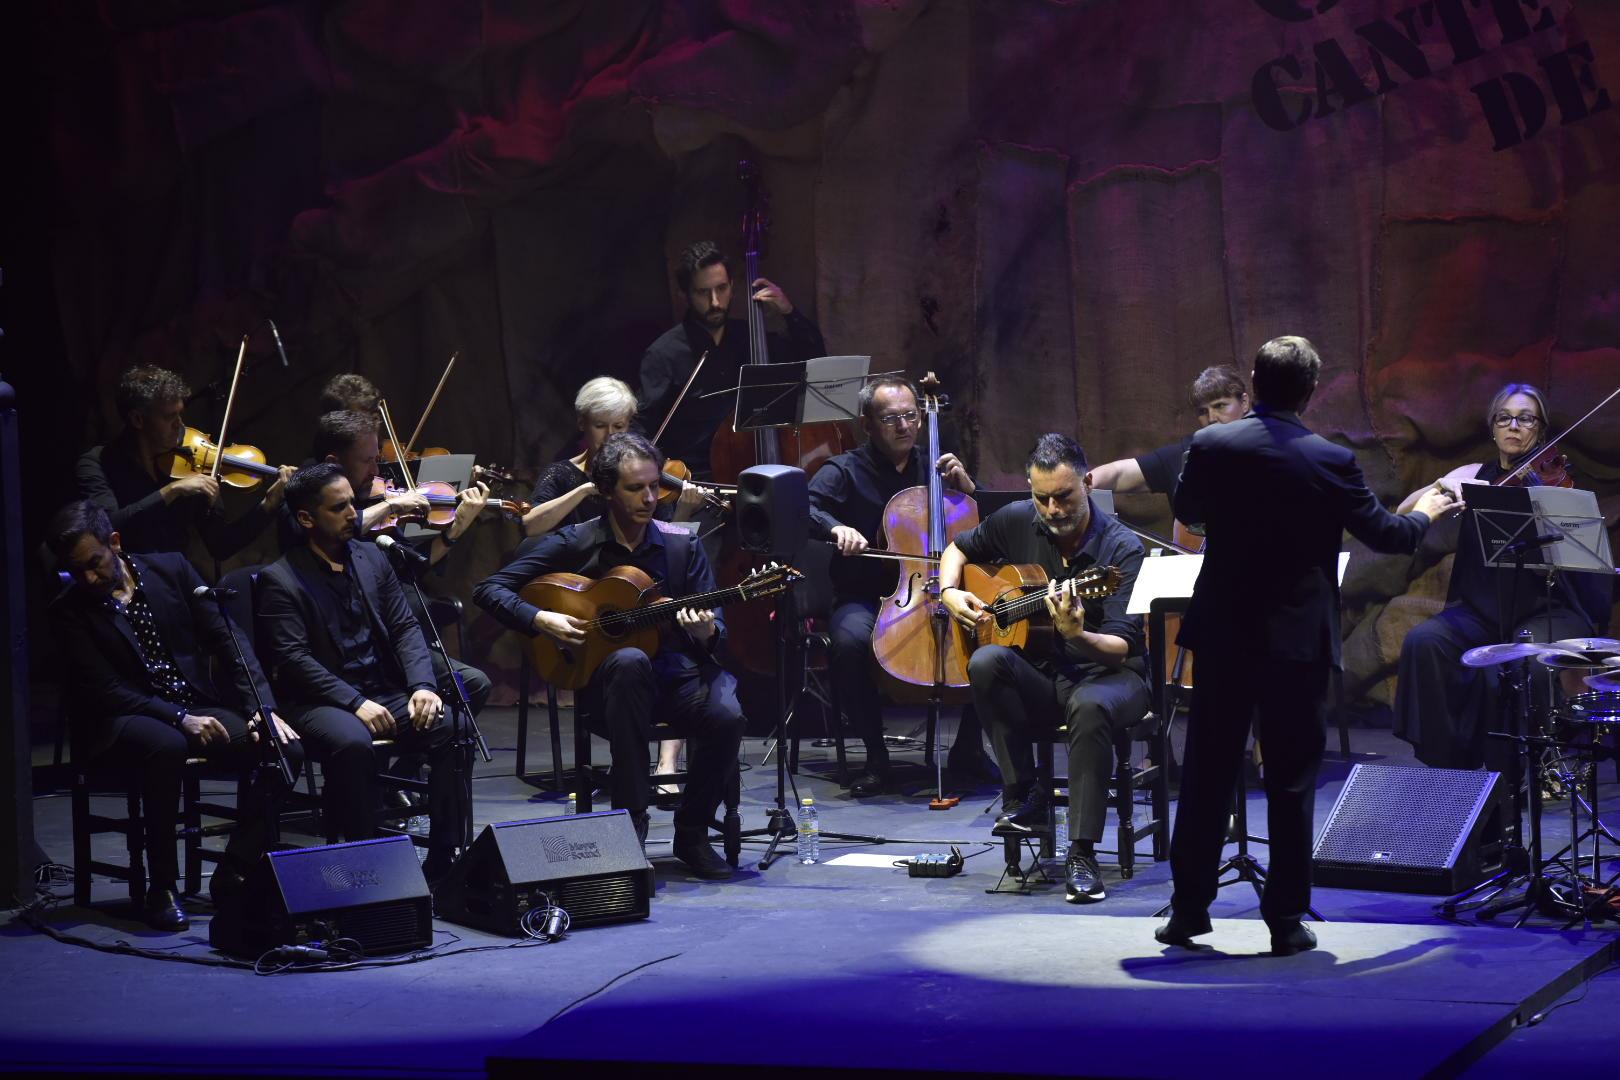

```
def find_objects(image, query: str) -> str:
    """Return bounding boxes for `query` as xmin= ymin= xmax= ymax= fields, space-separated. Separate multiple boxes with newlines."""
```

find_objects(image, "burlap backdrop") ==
xmin=41 ymin=0 xmax=1620 ymax=705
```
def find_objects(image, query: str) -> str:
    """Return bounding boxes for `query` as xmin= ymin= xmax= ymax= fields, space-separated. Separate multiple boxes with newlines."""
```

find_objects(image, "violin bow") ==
xmin=210 ymin=334 xmax=251 ymax=481
xmin=402 ymin=350 xmax=459 ymax=460
xmin=377 ymin=399 xmax=417 ymax=490
xmin=651 ymin=349 xmax=711 ymax=446
xmin=1500 ymin=380 xmax=1620 ymax=486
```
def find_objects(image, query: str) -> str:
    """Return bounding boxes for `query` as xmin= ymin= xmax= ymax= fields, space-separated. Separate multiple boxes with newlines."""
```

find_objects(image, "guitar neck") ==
xmin=592 ymin=582 xmax=768 ymax=632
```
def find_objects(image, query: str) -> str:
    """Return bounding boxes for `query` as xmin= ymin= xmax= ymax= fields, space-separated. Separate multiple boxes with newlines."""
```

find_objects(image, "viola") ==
xmin=872 ymin=373 xmax=978 ymax=699
xmin=164 ymin=426 xmax=291 ymax=489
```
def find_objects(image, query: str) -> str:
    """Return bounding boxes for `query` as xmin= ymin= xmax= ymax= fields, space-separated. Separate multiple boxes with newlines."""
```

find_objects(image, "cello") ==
xmin=870 ymin=373 xmax=977 ymax=804
xmin=872 ymin=373 xmax=978 ymax=695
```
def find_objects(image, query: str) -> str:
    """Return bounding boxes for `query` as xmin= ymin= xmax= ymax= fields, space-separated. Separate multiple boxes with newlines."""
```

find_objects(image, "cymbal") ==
xmin=1553 ymin=637 xmax=1620 ymax=653
xmin=1537 ymin=650 xmax=1620 ymax=671
xmin=1461 ymin=642 xmax=1559 ymax=668
xmin=1582 ymin=671 xmax=1620 ymax=692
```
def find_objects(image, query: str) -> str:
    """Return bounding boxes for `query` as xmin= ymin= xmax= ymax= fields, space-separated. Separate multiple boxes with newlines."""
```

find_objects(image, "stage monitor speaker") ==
xmin=736 ymin=464 xmax=807 ymax=557
xmin=433 ymin=809 xmax=654 ymax=936
xmin=1312 ymin=764 xmax=1506 ymax=894
xmin=209 ymin=835 xmax=432 ymax=957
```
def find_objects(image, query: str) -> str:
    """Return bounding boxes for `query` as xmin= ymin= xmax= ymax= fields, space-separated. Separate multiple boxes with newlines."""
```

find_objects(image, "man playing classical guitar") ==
xmin=474 ymin=432 xmax=744 ymax=880
xmin=939 ymin=434 xmax=1152 ymax=904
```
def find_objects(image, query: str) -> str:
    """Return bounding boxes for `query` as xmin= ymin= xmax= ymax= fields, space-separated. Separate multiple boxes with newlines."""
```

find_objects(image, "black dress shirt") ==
xmin=286 ymin=545 xmax=389 ymax=697
xmin=808 ymin=441 xmax=934 ymax=602
xmin=75 ymin=431 xmax=272 ymax=559
xmin=637 ymin=309 xmax=827 ymax=476
xmin=474 ymin=516 xmax=726 ymax=672
xmin=951 ymin=498 xmax=1147 ymax=678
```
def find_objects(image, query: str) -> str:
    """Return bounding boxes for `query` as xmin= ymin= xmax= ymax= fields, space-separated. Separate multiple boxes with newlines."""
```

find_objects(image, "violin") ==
xmin=368 ymin=476 xmax=530 ymax=532
xmin=381 ymin=439 xmax=450 ymax=464
xmin=659 ymin=457 xmax=736 ymax=514
xmin=164 ymin=426 xmax=291 ymax=489
xmin=1494 ymin=442 xmax=1573 ymax=488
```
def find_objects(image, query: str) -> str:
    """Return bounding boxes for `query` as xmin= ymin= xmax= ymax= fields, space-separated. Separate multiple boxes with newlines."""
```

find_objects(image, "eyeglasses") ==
xmin=1492 ymin=413 xmax=1542 ymax=429
xmin=876 ymin=410 xmax=920 ymax=429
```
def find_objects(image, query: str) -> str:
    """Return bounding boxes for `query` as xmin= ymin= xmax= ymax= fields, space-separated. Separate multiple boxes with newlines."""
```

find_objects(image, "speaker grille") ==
xmin=333 ymin=900 xmax=431 ymax=955
xmin=556 ymin=873 xmax=648 ymax=926
xmin=1314 ymin=764 xmax=1499 ymax=871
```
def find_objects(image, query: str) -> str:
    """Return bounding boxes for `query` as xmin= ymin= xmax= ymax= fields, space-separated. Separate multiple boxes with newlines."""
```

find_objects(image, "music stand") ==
xmin=400 ymin=454 xmax=475 ymax=542
xmin=1470 ymin=484 xmax=1611 ymax=577
xmin=730 ymin=356 xmax=870 ymax=433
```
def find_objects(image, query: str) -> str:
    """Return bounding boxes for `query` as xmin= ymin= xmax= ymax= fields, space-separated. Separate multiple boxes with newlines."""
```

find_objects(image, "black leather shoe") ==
xmin=846 ymin=769 xmax=891 ymax=798
xmin=992 ymin=791 xmax=1050 ymax=837
xmin=1269 ymin=921 xmax=1318 ymax=956
xmin=1154 ymin=911 xmax=1213 ymax=948
xmin=142 ymin=888 xmax=189 ymax=932
xmin=672 ymin=832 xmax=733 ymax=880
xmin=1064 ymin=852 xmax=1106 ymax=903
xmin=207 ymin=865 xmax=246 ymax=908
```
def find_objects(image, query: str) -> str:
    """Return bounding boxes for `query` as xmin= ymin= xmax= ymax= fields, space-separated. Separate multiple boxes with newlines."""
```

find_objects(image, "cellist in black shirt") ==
xmin=807 ymin=375 xmax=992 ymax=795
xmin=637 ymin=240 xmax=826 ymax=477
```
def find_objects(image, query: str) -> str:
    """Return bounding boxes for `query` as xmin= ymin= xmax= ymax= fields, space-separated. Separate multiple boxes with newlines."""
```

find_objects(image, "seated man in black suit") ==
xmin=939 ymin=434 xmax=1153 ymax=905
xmin=257 ymin=463 xmax=467 ymax=880
xmin=473 ymin=432 xmax=744 ymax=880
xmin=47 ymin=500 xmax=302 ymax=930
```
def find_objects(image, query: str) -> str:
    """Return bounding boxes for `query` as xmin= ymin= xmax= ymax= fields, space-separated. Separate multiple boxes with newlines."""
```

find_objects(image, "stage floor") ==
xmin=5 ymin=707 xmax=1618 ymax=1078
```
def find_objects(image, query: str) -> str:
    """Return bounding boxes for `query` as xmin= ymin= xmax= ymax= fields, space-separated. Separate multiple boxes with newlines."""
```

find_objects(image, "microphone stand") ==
xmin=188 ymin=318 xmax=290 ymax=405
xmin=386 ymin=543 xmax=488 ymax=851
xmin=206 ymin=589 xmax=294 ymax=868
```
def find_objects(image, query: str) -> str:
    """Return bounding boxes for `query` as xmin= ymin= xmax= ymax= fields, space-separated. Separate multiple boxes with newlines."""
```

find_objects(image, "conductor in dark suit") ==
xmin=1157 ymin=336 xmax=1459 ymax=955
xmin=47 ymin=500 xmax=303 ymax=930
xmin=257 ymin=463 xmax=461 ymax=879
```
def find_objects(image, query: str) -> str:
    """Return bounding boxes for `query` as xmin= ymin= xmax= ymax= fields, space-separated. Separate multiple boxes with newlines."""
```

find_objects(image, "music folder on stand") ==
xmin=718 ymin=354 xmax=872 ymax=432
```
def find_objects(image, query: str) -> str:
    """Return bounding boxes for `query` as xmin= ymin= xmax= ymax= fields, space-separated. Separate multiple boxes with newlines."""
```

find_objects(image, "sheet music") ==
xmin=1126 ymin=551 xmax=1350 ymax=614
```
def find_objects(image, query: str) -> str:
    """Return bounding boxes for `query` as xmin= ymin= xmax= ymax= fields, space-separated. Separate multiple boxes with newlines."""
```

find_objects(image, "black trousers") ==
xmin=1394 ymin=602 xmax=1589 ymax=770
xmin=1169 ymin=653 xmax=1328 ymax=929
xmin=288 ymin=693 xmax=458 ymax=856
xmin=94 ymin=707 xmax=305 ymax=891
xmin=589 ymin=649 xmax=744 ymax=833
xmin=967 ymin=645 xmax=1150 ymax=844
xmin=828 ymin=597 xmax=985 ymax=765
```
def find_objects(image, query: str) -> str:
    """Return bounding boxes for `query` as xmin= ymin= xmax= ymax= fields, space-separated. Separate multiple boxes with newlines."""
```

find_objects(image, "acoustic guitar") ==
xmin=519 ymin=562 xmax=801 ymax=690
xmin=953 ymin=563 xmax=1123 ymax=656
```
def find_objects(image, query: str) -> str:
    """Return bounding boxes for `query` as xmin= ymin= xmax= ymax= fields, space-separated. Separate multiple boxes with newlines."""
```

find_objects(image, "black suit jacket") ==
xmin=1174 ymin=408 xmax=1430 ymax=667
xmin=256 ymin=541 xmax=435 ymax=712
xmin=50 ymin=551 xmax=275 ymax=753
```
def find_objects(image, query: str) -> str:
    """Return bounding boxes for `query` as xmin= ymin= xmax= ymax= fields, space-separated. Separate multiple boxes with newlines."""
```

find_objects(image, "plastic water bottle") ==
xmin=566 ymin=791 xmax=577 ymax=817
xmin=796 ymin=797 xmax=820 ymax=865
xmin=1053 ymin=803 xmax=1069 ymax=860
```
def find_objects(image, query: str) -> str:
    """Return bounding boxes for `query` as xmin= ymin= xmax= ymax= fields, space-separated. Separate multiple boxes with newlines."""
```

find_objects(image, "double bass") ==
xmin=709 ymin=160 xmax=855 ymax=674
xmin=707 ymin=159 xmax=854 ymax=485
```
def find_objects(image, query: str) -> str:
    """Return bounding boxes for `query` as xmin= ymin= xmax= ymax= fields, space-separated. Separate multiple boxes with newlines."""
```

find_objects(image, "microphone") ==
xmin=192 ymin=584 xmax=239 ymax=599
xmin=266 ymin=319 xmax=289 ymax=368
xmin=375 ymin=533 xmax=430 ymax=570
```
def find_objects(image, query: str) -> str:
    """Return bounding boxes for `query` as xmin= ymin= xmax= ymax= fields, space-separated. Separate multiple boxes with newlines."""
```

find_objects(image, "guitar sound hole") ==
xmin=599 ymin=608 xmax=623 ymax=642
